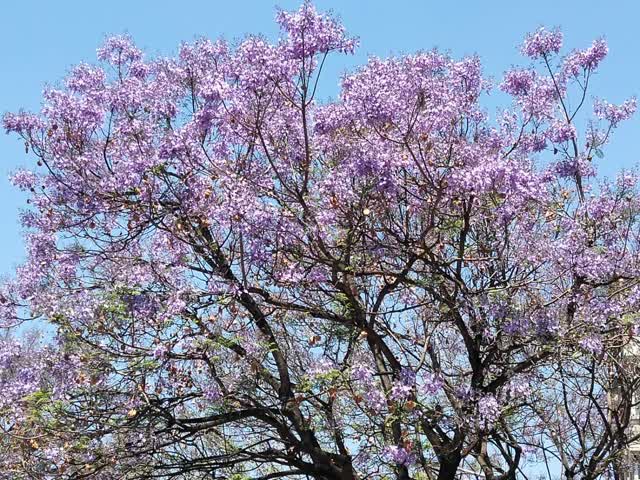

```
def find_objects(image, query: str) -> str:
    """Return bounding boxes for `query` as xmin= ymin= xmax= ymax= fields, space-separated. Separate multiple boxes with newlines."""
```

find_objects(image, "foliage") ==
xmin=1 ymin=4 xmax=639 ymax=480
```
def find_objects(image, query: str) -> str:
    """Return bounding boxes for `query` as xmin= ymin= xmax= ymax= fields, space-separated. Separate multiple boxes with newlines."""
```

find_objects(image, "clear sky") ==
xmin=1 ymin=0 xmax=638 ymax=276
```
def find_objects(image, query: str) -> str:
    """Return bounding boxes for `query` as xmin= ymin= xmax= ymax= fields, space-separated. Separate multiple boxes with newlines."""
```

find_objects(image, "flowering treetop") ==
xmin=1 ymin=3 xmax=639 ymax=480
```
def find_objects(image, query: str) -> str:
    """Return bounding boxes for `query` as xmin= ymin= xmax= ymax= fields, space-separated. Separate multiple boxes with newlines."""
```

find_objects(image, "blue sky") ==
xmin=1 ymin=0 xmax=638 ymax=275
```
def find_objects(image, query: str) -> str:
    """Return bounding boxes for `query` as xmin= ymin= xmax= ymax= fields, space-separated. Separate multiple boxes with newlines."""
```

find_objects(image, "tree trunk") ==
xmin=437 ymin=454 xmax=463 ymax=480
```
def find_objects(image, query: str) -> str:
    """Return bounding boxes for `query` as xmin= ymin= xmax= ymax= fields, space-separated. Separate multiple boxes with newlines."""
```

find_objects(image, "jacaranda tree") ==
xmin=1 ymin=4 xmax=639 ymax=479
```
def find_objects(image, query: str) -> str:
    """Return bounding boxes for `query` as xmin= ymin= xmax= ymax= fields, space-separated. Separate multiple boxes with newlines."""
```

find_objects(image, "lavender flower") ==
xmin=383 ymin=445 xmax=416 ymax=467
xmin=521 ymin=27 xmax=563 ymax=58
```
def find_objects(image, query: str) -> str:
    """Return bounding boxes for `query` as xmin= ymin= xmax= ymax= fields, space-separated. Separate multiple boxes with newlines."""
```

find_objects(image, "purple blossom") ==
xmin=521 ymin=27 xmax=563 ymax=59
xmin=398 ymin=367 xmax=416 ymax=385
xmin=0 ymin=8 xmax=637 ymax=478
xmin=2 ymin=111 xmax=45 ymax=134
xmin=203 ymin=384 xmax=223 ymax=403
xmin=547 ymin=120 xmax=576 ymax=143
xmin=364 ymin=388 xmax=387 ymax=413
xmin=580 ymin=335 xmax=604 ymax=354
xmin=455 ymin=385 xmax=473 ymax=401
xmin=506 ymin=376 xmax=532 ymax=398
xmin=308 ymin=358 xmax=336 ymax=378
xmin=418 ymin=373 xmax=444 ymax=396
xmin=501 ymin=69 xmax=535 ymax=96
xmin=10 ymin=169 xmax=37 ymax=191
xmin=276 ymin=2 xmax=358 ymax=58
xmin=390 ymin=382 xmax=413 ymax=401
xmin=383 ymin=445 xmax=416 ymax=467
xmin=594 ymin=97 xmax=637 ymax=126
xmin=562 ymin=39 xmax=608 ymax=77
xmin=152 ymin=343 xmax=169 ymax=360
xmin=43 ymin=446 xmax=66 ymax=466
xmin=97 ymin=34 xmax=143 ymax=65
xmin=477 ymin=394 xmax=502 ymax=428
xmin=351 ymin=363 xmax=374 ymax=383
xmin=390 ymin=368 xmax=416 ymax=401
xmin=66 ymin=63 xmax=106 ymax=93
xmin=503 ymin=316 xmax=530 ymax=336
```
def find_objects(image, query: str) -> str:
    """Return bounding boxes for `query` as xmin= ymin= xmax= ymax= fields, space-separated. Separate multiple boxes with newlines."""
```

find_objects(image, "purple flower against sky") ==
xmin=562 ymin=38 xmax=608 ymax=77
xmin=0 ymin=5 xmax=638 ymax=479
xmin=594 ymin=97 xmax=637 ymax=126
xmin=521 ymin=27 xmax=563 ymax=59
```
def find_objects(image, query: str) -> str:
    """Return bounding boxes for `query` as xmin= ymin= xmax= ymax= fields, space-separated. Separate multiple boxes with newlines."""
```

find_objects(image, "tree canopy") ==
xmin=1 ymin=3 xmax=639 ymax=479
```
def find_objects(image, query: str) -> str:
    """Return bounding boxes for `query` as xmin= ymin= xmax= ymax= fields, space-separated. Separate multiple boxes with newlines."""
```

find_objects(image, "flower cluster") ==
xmin=594 ymin=97 xmax=637 ymax=126
xmin=562 ymin=38 xmax=608 ymax=77
xmin=383 ymin=445 xmax=416 ymax=467
xmin=521 ymin=27 xmax=563 ymax=59
xmin=1 ymin=7 xmax=638 ymax=480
